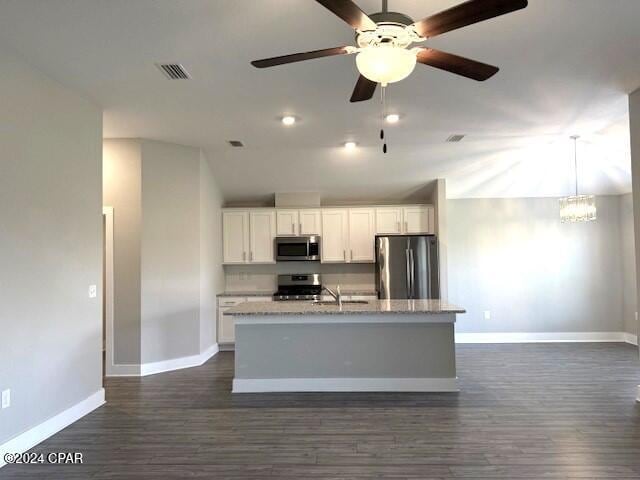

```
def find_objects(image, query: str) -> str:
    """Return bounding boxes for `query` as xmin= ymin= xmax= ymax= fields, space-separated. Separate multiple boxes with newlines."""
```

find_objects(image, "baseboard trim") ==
xmin=0 ymin=389 xmax=105 ymax=469
xmin=232 ymin=377 xmax=459 ymax=393
xmin=106 ymin=363 xmax=141 ymax=376
xmin=623 ymin=333 xmax=638 ymax=346
xmin=455 ymin=331 xmax=635 ymax=344
xmin=139 ymin=343 xmax=219 ymax=377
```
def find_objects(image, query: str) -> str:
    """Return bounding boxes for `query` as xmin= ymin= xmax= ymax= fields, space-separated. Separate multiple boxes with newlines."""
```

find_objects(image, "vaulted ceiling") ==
xmin=1 ymin=0 xmax=638 ymax=202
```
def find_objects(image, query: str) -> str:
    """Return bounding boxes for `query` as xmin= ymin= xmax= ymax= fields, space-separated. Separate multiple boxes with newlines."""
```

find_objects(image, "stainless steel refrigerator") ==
xmin=375 ymin=235 xmax=440 ymax=299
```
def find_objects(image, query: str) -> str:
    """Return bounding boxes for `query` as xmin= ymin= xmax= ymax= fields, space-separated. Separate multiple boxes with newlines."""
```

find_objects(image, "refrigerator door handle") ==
xmin=405 ymin=249 xmax=412 ymax=299
xmin=409 ymin=249 xmax=415 ymax=300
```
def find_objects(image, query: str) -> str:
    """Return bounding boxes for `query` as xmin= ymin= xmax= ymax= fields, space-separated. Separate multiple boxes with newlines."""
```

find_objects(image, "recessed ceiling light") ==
xmin=344 ymin=141 xmax=357 ymax=150
xmin=281 ymin=115 xmax=296 ymax=126
xmin=385 ymin=114 xmax=400 ymax=124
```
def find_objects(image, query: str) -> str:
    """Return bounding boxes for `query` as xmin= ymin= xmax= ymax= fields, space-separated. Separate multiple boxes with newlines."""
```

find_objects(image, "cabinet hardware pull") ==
xmin=350 ymin=249 xmax=353 ymax=261
xmin=243 ymin=251 xmax=246 ymax=261
xmin=405 ymin=221 xmax=408 ymax=232
xmin=343 ymin=249 xmax=346 ymax=261
xmin=250 ymin=251 xmax=253 ymax=262
xmin=292 ymin=223 xmax=294 ymax=233
xmin=397 ymin=221 xmax=400 ymax=232
xmin=299 ymin=222 xmax=302 ymax=234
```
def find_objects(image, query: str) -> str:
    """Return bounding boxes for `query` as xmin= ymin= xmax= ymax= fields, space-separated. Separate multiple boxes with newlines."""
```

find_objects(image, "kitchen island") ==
xmin=227 ymin=299 xmax=465 ymax=393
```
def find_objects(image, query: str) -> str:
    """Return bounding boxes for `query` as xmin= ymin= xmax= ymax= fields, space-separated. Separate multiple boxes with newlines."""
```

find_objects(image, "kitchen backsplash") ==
xmin=224 ymin=263 xmax=375 ymax=292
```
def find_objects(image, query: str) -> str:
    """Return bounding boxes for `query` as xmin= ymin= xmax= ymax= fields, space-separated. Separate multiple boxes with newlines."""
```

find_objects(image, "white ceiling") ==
xmin=1 ymin=0 xmax=638 ymax=202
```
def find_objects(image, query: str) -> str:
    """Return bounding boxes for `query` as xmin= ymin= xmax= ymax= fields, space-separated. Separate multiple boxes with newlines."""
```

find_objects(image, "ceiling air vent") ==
xmin=446 ymin=134 xmax=465 ymax=143
xmin=156 ymin=63 xmax=190 ymax=80
xmin=228 ymin=140 xmax=244 ymax=147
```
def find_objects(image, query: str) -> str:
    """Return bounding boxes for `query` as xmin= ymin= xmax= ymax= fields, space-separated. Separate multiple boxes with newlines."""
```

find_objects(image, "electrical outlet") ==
xmin=484 ymin=310 xmax=491 ymax=320
xmin=1 ymin=389 xmax=10 ymax=409
xmin=88 ymin=285 xmax=97 ymax=298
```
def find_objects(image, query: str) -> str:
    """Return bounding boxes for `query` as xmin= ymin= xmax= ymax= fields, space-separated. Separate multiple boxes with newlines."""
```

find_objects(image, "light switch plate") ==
xmin=88 ymin=285 xmax=97 ymax=298
xmin=1 ymin=389 xmax=10 ymax=409
xmin=483 ymin=310 xmax=491 ymax=320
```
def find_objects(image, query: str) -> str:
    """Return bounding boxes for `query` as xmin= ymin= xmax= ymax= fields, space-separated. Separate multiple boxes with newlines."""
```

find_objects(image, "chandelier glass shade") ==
xmin=559 ymin=136 xmax=596 ymax=223
xmin=356 ymin=46 xmax=417 ymax=86
xmin=559 ymin=195 xmax=596 ymax=223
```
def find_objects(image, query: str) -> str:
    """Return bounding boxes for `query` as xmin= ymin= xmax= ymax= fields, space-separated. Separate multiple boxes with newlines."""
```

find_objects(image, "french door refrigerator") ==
xmin=375 ymin=235 xmax=440 ymax=300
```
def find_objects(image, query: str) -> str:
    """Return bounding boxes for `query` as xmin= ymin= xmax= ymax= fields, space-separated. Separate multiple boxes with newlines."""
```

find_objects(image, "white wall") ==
xmin=448 ymin=196 xmax=625 ymax=334
xmin=630 ymin=88 xmax=640 ymax=343
xmin=0 ymin=46 xmax=103 ymax=444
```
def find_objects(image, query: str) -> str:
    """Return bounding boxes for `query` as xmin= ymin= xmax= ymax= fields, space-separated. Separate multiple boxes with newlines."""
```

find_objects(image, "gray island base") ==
xmin=227 ymin=299 xmax=465 ymax=393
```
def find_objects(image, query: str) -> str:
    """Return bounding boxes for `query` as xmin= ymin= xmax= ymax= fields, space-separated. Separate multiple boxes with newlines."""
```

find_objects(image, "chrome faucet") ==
xmin=322 ymin=285 xmax=342 ymax=306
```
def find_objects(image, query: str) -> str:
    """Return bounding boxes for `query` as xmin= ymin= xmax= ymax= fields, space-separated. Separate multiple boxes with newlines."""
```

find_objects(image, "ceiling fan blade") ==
xmin=411 ymin=0 xmax=528 ymax=38
xmin=251 ymin=46 xmax=352 ymax=68
xmin=315 ymin=0 xmax=377 ymax=31
xmin=350 ymin=75 xmax=377 ymax=102
xmin=416 ymin=48 xmax=499 ymax=81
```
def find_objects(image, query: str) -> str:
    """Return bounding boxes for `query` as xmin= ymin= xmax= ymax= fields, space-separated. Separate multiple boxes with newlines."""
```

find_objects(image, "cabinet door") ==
xmin=276 ymin=210 xmax=298 ymax=236
xmin=403 ymin=206 xmax=432 ymax=234
xmin=321 ymin=209 xmax=349 ymax=263
xmin=223 ymin=211 xmax=249 ymax=264
xmin=249 ymin=210 xmax=276 ymax=263
xmin=348 ymin=208 xmax=376 ymax=262
xmin=299 ymin=209 xmax=322 ymax=235
xmin=218 ymin=307 xmax=236 ymax=344
xmin=375 ymin=207 xmax=403 ymax=234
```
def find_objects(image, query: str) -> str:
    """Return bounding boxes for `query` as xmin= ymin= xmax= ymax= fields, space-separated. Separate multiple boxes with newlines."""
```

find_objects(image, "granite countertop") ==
xmin=217 ymin=289 xmax=378 ymax=297
xmin=226 ymin=299 xmax=465 ymax=316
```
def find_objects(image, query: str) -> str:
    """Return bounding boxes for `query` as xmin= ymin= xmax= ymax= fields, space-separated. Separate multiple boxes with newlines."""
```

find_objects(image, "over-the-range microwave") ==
xmin=275 ymin=236 xmax=321 ymax=262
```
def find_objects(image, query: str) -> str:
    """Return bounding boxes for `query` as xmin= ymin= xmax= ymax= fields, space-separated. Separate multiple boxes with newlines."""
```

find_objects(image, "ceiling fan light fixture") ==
xmin=355 ymin=46 xmax=416 ymax=86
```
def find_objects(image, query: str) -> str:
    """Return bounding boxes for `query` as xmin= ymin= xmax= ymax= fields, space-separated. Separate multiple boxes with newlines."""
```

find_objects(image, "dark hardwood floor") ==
xmin=2 ymin=343 xmax=640 ymax=479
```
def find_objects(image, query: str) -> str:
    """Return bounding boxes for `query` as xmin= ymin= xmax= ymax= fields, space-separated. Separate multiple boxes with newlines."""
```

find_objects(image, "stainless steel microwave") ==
xmin=275 ymin=236 xmax=321 ymax=261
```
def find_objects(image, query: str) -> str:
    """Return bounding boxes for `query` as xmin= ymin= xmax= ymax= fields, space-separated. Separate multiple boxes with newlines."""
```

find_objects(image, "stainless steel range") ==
xmin=273 ymin=274 xmax=322 ymax=301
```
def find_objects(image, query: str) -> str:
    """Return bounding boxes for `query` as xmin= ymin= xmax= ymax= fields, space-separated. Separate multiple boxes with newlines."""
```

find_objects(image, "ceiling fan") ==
xmin=251 ymin=0 xmax=528 ymax=102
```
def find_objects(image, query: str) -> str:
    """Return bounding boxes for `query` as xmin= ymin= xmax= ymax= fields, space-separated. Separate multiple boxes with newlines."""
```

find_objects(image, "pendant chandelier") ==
xmin=559 ymin=135 xmax=596 ymax=223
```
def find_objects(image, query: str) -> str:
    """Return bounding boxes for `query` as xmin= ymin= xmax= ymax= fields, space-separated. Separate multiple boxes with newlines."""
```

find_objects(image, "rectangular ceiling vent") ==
xmin=446 ymin=134 xmax=465 ymax=143
xmin=156 ymin=63 xmax=190 ymax=80
xmin=228 ymin=140 xmax=244 ymax=147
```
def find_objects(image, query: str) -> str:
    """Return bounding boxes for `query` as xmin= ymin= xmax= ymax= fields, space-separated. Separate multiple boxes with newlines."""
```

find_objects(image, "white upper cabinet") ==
xmin=276 ymin=210 xmax=298 ymax=236
xmin=348 ymin=208 xmax=376 ymax=262
xmin=249 ymin=210 xmax=276 ymax=263
xmin=223 ymin=211 xmax=249 ymax=264
xmin=299 ymin=209 xmax=322 ymax=235
xmin=403 ymin=206 xmax=434 ymax=234
xmin=375 ymin=207 xmax=403 ymax=234
xmin=321 ymin=209 xmax=349 ymax=263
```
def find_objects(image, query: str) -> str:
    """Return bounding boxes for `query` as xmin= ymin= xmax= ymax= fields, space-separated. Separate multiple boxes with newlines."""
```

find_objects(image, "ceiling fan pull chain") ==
xmin=381 ymin=85 xmax=388 ymax=154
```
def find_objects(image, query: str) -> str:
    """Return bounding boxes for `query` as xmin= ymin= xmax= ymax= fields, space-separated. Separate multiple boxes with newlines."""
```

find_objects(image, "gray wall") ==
xmin=140 ymin=140 xmax=202 ymax=363
xmin=103 ymin=139 xmax=224 ymax=366
xmin=630 ymin=88 xmax=640 ymax=341
xmin=200 ymin=153 xmax=225 ymax=352
xmin=0 ymin=46 xmax=102 ymax=444
xmin=448 ymin=196 xmax=625 ymax=333
xmin=103 ymin=139 xmax=142 ymax=364
xmin=619 ymin=193 xmax=637 ymax=335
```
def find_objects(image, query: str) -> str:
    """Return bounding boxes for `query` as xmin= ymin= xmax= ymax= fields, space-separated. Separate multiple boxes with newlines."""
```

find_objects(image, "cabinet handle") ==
xmin=350 ymin=249 xmax=353 ymax=261
xmin=343 ymin=249 xmax=346 ymax=261
xmin=397 ymin=221 xmax=401 ymax=232
xmin=405 ymin=221 xmax=408 ymax=232
xmin=292 ymin=223 xmax=295 ymax=234
xmin=243 ymin=251 xmax=246 ymax=262
xmin=299 ymin=222 xmax=302 ymax=234
xmin=249 ymin=251 xmax=253 ymax=262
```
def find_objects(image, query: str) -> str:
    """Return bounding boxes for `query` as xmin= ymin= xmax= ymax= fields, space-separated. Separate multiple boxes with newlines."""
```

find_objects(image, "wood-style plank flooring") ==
xmin=2 ymin=343 xmax=640 ymax=479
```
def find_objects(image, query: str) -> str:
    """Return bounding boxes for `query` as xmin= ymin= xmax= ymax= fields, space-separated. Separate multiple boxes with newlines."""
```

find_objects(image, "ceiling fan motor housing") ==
xmin=356 ymin=12 xmax=421 ymax=49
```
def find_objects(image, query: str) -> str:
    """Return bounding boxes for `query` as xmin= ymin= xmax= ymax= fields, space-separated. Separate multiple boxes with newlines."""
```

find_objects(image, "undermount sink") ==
xmin=311 ymin=300 xmax=369 ymax=306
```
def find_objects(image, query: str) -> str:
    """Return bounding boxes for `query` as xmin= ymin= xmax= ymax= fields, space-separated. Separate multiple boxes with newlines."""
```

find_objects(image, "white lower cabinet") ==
xmin=217 ymin=296 xmax=272 ymax=347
